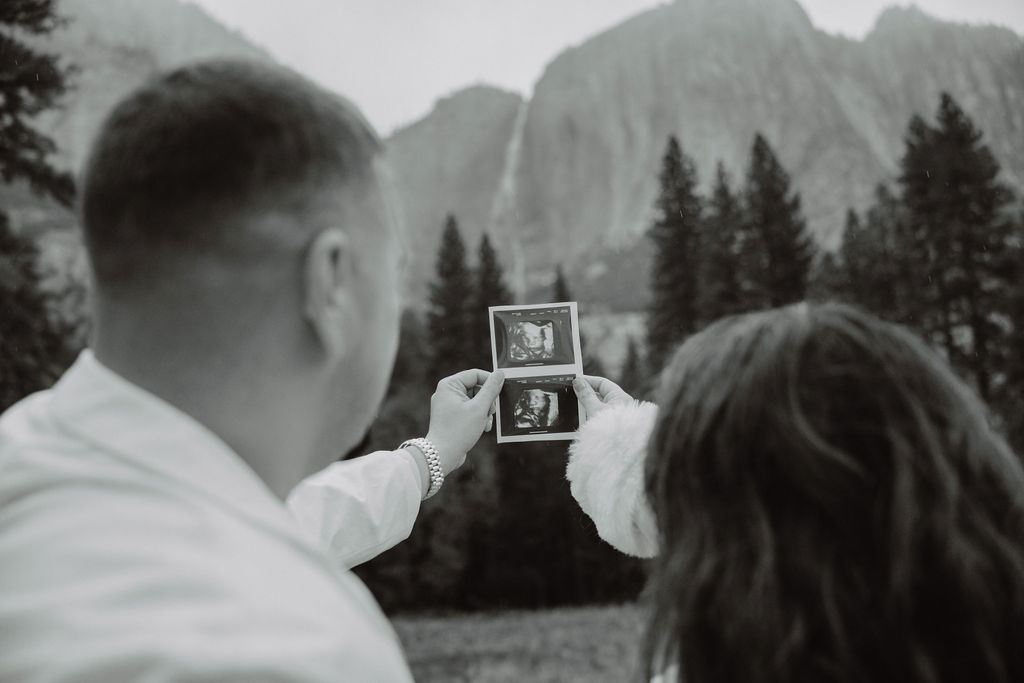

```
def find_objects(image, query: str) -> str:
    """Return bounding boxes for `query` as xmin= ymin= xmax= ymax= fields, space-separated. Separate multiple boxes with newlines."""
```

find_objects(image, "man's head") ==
xmin=80 ymin=59 xmax=403 ymax=469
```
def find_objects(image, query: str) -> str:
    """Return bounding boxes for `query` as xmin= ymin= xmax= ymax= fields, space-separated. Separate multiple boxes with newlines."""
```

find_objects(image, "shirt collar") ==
xmin=49 ymin=350 xmax=317 ymax=552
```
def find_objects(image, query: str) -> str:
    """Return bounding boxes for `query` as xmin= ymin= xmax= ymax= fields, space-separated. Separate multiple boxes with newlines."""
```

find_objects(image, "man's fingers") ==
xmin=573 ymin=376 xmax=604 ymax=415
xmin=470 ymin=370 xmax=504 ymax=407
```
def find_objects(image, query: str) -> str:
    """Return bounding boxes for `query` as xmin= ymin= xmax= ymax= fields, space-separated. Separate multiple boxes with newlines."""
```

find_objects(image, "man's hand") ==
xmin=573 ymin=375 xmax=634 ymax=417
xmin=426 ymin=369 xmax=505 ymax=474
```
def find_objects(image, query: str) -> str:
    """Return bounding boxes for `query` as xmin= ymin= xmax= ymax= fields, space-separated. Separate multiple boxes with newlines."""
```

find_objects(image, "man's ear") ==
xmin=303 ymin=227 xmax=354 ymax=358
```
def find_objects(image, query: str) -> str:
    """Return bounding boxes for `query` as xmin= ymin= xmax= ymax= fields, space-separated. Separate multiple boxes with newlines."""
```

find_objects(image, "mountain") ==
xmin=4 ymin=0 xmax=273 ymax=237
xmin=39 ymin=0 xmax=273 ymax=174
xmin=386 ymin=86 xmax=525 ymax=290
xmin=387 ymin=0 xmax=1024 ymax=306
xmin=8 ymin=0 xmax=1024 ymax=313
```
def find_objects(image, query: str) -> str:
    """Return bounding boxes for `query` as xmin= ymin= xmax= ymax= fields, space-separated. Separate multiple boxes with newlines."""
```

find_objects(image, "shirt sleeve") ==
xmin=286 ymin=451 xmax=423 ymax=569
xmin=566 ymin=401 xmax=660 ymax=558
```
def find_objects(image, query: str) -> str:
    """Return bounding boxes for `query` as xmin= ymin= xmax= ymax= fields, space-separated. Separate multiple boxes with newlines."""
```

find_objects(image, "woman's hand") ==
xmin=573 ymin=375 xmax=634 ymax=417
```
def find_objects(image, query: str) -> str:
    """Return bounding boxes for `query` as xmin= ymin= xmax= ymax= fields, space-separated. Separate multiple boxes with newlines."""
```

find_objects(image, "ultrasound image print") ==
xmin=508 ymin=321 xmax=556 ymax=362
xmin=492 ymin=306 xmax=577 ymax=368
xmin=489 ymin=303 xmax=584 ymax=441
xmin=498 ymin=375 xmax=579 ymax=440
xmin=513 ymin=388 xmax=559 ymax=428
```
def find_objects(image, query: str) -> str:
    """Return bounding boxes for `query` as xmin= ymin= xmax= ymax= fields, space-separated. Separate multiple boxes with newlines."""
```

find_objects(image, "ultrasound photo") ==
xmin=497 ymin=375 xmax=580 ymax=442
xmin=508 ymin=320 xmax=556 ymax=362
xmin=491 ymin=304 xmax=579 ymax=369
xmin=489 ymin=302 xmax=585 ymax=442
xmin=514 ymin=388 xmax=559 ymax=428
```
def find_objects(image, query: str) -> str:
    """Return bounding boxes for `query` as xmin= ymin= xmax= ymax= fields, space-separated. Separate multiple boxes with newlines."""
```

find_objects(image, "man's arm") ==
xmin=286 ymin=450 xmax=424 ymax=569
xmin=287 ymin=369 xmax=505 ymax=569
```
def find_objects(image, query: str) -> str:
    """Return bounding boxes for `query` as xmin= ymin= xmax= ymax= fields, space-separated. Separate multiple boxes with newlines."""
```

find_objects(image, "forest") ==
xmin=350 ymin=92 xmax=1024 ymax=611
xmin=3 ymin=2 xmax=1023 ymax=614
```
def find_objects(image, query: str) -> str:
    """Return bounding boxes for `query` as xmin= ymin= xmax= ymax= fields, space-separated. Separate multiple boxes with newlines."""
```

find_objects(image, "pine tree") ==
xmin=552 ymin=264 xmax=572 ymax=303
xmin=829 ymin=186 xmax=912 ymax=323
xmin=0 ymin=214 xmax=73 ymax=410
xmin=697 ymin=162 xmax=743 ymax=325
xmin=477 ymin=264 xmax=646 ymax=609
xmin=470 ymin=232 xmax=512 ymax=370
xmin=385 ymin=310 xmax=428 ymax=397
xmin=898 ymin=93 xmax=1018 ymax=401
xmin=837 ymin=208 xmax=881 ymax=311
xmin=618 ymin=336 xmax=647 ymax=397
xmin=1006 ymin=208 xmax=1024 ymax=451
xmin=806 ymin=249 xmax=844 ymax=303
xmin=550 ymin=264 xmax=605 ymax=376
xmin=743 ymin=133 xmax=814 ymax=307
xmin=458 ymin=232 xmax=512 ymax=603
xmin=0 ymin=0 xmax=75 ymax=205
xmin=0 ymin=0 xmax=76 ymax=411
xmin=646 ymin=135 xmax=703 ymax=373
xmin=367 ymin=216 xmax=493 ymax=610
xmin=427 ymin=214 xmax=473 ymax=379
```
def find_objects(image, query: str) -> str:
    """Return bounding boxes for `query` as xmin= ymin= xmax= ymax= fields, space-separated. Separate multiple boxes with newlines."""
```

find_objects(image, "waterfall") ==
xmin=486 ymin=99 xmax=530 ymax=302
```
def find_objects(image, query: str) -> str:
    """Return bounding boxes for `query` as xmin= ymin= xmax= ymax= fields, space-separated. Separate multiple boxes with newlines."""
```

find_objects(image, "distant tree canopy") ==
xmin=1 ymin=0 xmax=77 ymax=412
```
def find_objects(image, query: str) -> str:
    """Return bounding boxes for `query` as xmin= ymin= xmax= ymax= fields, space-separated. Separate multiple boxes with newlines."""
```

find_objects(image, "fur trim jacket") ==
xmin=566 ymin=400 xmax=660 ymax=558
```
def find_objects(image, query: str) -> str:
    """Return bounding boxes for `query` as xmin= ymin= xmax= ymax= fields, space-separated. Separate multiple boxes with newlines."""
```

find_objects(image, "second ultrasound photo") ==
xmin=497 ymin=375 xmax=581 ymax=442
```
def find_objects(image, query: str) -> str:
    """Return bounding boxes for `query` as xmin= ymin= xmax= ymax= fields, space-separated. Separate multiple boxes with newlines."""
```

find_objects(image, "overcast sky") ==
xmin=185 ymin=0 xmax=1024 ymax=135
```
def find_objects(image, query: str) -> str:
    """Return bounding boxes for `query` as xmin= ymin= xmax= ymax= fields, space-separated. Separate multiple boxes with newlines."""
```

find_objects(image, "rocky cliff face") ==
xmin=6 ymin=0 xmax=273 ymax=236
xmin=388 ymin=0 xmax=1024 ymax=302
xmin=4 ymin=0 xmax=275 ymax=299
xmin=38 ymin=0 xmax=272 ymax=174
xmin=10 ymin=0 xmax=1024 ymax=311
xmin=385 ymin=86 xmax=524 ymax=298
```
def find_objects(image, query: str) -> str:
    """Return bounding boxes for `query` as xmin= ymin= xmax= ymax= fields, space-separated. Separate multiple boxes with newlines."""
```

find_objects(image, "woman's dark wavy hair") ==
xmin=642 ymin=302 xmax=1024 ymax=683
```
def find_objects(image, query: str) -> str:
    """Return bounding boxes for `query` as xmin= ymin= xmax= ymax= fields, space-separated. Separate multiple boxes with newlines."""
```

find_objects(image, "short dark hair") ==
xmin=80 ymin=59 xmax=382 ymax=286
xmin=643 ymin=303 xmax=1024 ymax=683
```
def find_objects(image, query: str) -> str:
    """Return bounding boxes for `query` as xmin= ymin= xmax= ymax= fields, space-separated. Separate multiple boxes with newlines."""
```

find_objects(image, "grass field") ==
xmin=392 ymin=603 xmax=647 ymax=682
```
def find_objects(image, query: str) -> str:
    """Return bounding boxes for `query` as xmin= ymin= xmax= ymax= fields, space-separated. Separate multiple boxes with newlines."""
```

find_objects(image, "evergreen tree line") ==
xmin=352 ymin=216 xmax=638 ymax=610
xmin=0 ymin=0 xmax=78 ymax=412
xmin=1 ymin=0 xmax=639 ymax=611
xmin=821 ymin=93 xmax=1024 ymax=449
xmin=355 ymin=214 xmax=645 ymax=612
xmin=5 ymin=4 xmax=1024 ymax=611
xmin=643 ymin=132 xmax=814 ymax=379
xmin=642 ymin=92 xmax=1024 ymax=453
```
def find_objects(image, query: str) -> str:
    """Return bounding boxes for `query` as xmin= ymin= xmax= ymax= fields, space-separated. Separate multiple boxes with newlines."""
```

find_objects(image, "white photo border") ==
xmin=489 ymin=302 xmax=583 ymax=377
xmin=495 ymin=374 xmax=583 ymax=443
xmin=489 ymin=302 xmax=586 ymax=443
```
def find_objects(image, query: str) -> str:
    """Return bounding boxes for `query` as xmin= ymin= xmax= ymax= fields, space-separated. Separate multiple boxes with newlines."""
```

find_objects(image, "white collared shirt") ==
xmin=0 ymin=351 xmax=418 ymax=682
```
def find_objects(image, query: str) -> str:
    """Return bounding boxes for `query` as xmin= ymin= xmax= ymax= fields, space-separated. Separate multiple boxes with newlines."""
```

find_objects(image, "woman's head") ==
xmin=644 ymin=302 xmax=1024 ymax=683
